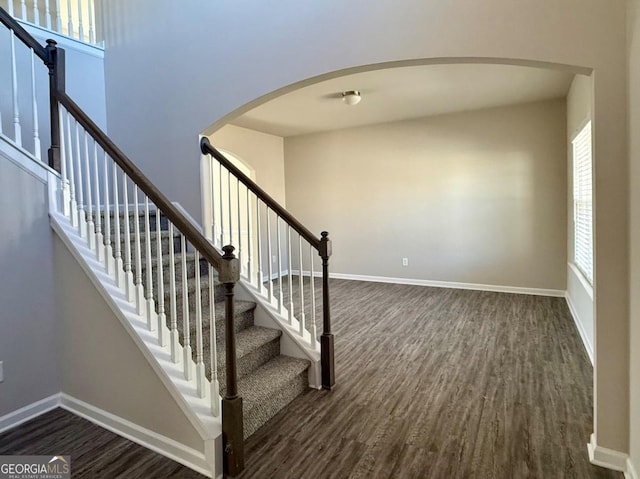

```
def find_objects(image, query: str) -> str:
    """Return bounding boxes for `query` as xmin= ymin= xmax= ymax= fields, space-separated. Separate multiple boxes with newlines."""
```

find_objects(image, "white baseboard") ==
xmin=59 ymin=393 xmax=214 ymax=478
xmin=324 ymin=272 xmax=565 ymax=297
xmin=0 ymin=394 xmax=60 ymax=434
xmin=565 ymin=292 xmax=594 ymax=364
xmin=588 ymin=434 xmax=630 ymax=473
xmin=628 ymin=457 xmax=639 ymax=479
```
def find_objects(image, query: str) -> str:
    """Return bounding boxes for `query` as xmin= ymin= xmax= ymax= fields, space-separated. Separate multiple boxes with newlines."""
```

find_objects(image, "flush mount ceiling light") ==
xmin=342 ymin=90 xmax=362 ymax=106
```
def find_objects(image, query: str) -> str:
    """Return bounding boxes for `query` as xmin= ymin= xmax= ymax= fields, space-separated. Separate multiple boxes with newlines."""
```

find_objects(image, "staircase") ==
xmin=0 ymin=5 xmax=335 ymax=477
xmin=118 ymin=210 xmax=311 ymax=439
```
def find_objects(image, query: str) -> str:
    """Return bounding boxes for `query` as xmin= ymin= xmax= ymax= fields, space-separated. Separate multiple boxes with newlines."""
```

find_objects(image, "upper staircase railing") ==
xmin=1 ymin=0 xmax=100 ymax=45
xmin=201 ymin=138 xmax=336 ymax=390
xmin=0 ymin=6 xmax=246 ymax=475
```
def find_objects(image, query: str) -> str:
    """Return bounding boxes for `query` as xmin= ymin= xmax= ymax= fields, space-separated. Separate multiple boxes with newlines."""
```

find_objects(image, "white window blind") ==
xmin=572 ymin=121 xmax=593 ymax=284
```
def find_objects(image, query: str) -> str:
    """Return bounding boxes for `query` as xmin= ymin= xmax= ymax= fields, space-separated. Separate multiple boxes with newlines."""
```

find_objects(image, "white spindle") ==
xmin=266 ymin=208 xmax=273 ymax=301
xmin=112 ymin=162 xmax=123 ymax=286
xmin=8 ymin=0 xmax=14 ymax=16
xmin=194 ymin=251 xmax=206 ymax=397
xmin=66 ymin=0 xmax=73 ymax=38
xmin=227 ymin=170 xmax=232 ymax=246
xmin=276 ymin=217 xmax=283 ymax=313
xmin=45 ymin=0 xmax=52 ymax=30
xmin=218 ymin=162 xmax=224 ymax=247
xmin=156 ymin=209 xmax=167 ymax=346
xmin=93 ymin=142 xmax=103 ymax=261
xmin=20 ymin=0 xmax=26 ymax=20
xmin=246 ymin=188 xmax=252 ymax=284
xmin=55 ymin=0 xmax=61 ymax=32
xmin=30 ymin=49 xmax=40 ymax=159
xmin=123 ymin=175 xmax=134 ymax=301
xmin=182 ymin=235 xmax=194 ymax=380
xmin=75 ymin=121 xmax=86 ymax=236
xmin=255 ymin=196 xmax=263 ymax=288
xmin=287 ymin=227 xmax=294 ymax=323
xmin=33 ymin=0 xmax=40 ymax=26
xmin=209 ymin=263 xmax=220 ymax=416
xmin=237 ymin=179 xmax=242 ymax=271
xmin=83 ymin=133 xmax=95 ymax=250
xmin=169 ymin=223 xmax=180 ymax=363
xmin=77 ymin=0 xmax=84 ymax=42
xmin=298 ymin=235 xmax=306 ymax=337
xmin=58 ymin=109 xmax=70 ymax=216
xmin=66 ymin=114 xmax=77 ymax=227
xmin=309 ymin=246 xmax=317 ymax=346
xmin=144 ymin=197 xmax=155 ymax=329
xmin=133 ymin=186 xmax=145 ymax=316
xmin=10 ymin=31 xmax=22 ymax=148
xmin=88 ymin=0 xmax=95 ymax=43
xmin=102 ymin=151 xmax=113 ymax=272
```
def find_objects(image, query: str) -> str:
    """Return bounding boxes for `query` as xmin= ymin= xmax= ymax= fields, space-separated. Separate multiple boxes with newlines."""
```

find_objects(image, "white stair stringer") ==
xmin=48 ymin=205 xmax=221 ymax=478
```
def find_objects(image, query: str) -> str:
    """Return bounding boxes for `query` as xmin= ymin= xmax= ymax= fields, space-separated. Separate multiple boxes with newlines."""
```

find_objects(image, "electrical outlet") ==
xmin=402 ymin=258 xmax=409 ymax=266
xmin=0 ymin=361 xmax=4 ymax=383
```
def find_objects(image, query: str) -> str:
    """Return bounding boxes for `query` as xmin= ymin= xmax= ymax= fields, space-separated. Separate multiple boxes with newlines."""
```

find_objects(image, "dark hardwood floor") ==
xmin=0 ymin=280 xmax=620 ymax=478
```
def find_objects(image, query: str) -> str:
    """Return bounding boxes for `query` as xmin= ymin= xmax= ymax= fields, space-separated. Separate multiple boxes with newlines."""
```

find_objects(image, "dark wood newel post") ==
xmin=219 ymin=245 xmax=244 ymax=477
xmin=45 ymin=39 xmax=65 ymax=172
xmin=319 ymin=231 xmax=335 ymax=390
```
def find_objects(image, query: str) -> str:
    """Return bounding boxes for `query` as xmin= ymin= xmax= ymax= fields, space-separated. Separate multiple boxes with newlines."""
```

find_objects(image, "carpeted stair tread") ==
xmin=238 ymin=355 xmax=310 ymax=438
xmin=221 ymin=326 xmax=281 ymax=361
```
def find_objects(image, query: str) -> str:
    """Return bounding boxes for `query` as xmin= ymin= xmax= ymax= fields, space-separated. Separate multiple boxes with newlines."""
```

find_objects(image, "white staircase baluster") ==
xmin=133 ymin=186 xmax=145 ymax=316
xmin=168 ymin=223 xmax=180 ymax=363
xmin=33 ymin=0 xmax=40 ymax=26
xmin=88 ymin=0 xmax=95 ymax=43
xmin=10 ymin=31 xmax=22 ymax=148
xmin=122 ymin=174 xmax=134 ymax=301
xmin=156 ymin=209 xmax=167 ymax=346
xmin=298 ymin=234 xmax=306 ymax=337
xmin=309 ymin=244 xmax=317 ymax=347
xmin=8 ymin=0 xmax=13 ymax=16
xmin=227 ymin=169 xmax=232 ymax=246
xmin=144 ymin=197 xmax=156 ymax=329
xmin=20 ymin=0 xmax=26 ymax=20
xmin=55 ymin=0 xmax=61 ymax=33
xmin=112 ymin=162 xmax=123 ymax=286
xmin=194 ymin=251 xmax=206 ymax=397
xmin=74 ymin=121 xmax=86 ymax=237
xmin=255 ymin=196 xmax=263 ymax=288
xmin=83 ymin=133 xmax=95 ymax=250
xmin=209 ymin=263 xmax=220 ymax=416
xmin=276 ymin=217 xmax=283 ymax=314
xmin=92 ymin=141 xmax=103 ymax=261
xmin=66 ymin=114 xmax=78 ymax=227
xmin=207 ymin=156 xmax=215 ymax=241
xmin=102 ymin=151 xmax=113 ymax=273
xmin=236 ymin=179 xmax=242 ymax=275
xmin=30 ymin=49 xmax=40 ymax=159
xmin=45 ymin=0 xmax=52 ymax=30
xmin=66 ymin=0 xmax=73 ymax=38
xmin=58 ymin=109 xmax=70 ymax=216
xmin=218 ymin=162 xmax=224 ymax=247
xmin=246 ymin=188 xmax=252 ymax=285
xmin=266 ymin=207 xmax=273 ymax=302
xmin=287 ymin=226 xmax=294 ymax=323
xmin=181 ymin=235 xmax=194 ymax=380
xmin=77 ymin=0 xmax=84 ymax=42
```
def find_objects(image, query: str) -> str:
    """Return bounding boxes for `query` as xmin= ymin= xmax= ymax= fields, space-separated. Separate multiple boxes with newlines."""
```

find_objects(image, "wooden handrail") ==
xmin=201 ymin=137 xmax=321 ymax=251
xmin=0 ymin=7 xmax=48 ymax=62
xmin=57 ymin=92 xmax=235 ymax=278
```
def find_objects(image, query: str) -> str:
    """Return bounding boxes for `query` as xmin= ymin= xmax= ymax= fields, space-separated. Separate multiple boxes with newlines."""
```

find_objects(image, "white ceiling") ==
xmin=232 ymin=64 xmax=574 ymax=137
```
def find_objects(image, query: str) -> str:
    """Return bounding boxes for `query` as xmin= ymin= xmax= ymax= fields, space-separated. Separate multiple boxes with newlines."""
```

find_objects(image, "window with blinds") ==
xmin=572 ymin=121 xmax=593 ymax=284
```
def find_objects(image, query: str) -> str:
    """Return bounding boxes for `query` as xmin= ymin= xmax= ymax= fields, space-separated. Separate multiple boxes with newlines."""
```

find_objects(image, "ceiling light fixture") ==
xmin=342 ymin=90 xmax=362 ymax=106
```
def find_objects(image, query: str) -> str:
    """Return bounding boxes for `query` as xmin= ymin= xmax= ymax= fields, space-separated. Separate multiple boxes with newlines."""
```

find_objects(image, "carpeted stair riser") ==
xmin=112 ymin=230 xmax=182 ymax=258
xmin=98 ymin=210 xmax=169 ymax=236
xmin=134 ymin=254 xmax=209 ymax=295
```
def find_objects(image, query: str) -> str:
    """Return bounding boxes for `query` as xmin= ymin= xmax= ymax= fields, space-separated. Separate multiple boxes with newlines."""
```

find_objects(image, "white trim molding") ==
xmin=565 ymin=292 xmax=594 ymax=364
xmin=627 ymin=457 xmax=639 ymax=479
xmin=0 ymin=394 xmax=60 ymax=434
xmin=588 ymin=434 xmax=630 ymax=474
xmin=324 ymin=272 xmax=565 ymax=297
xmin=59 ymin=394 xmax=215 ymax=478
